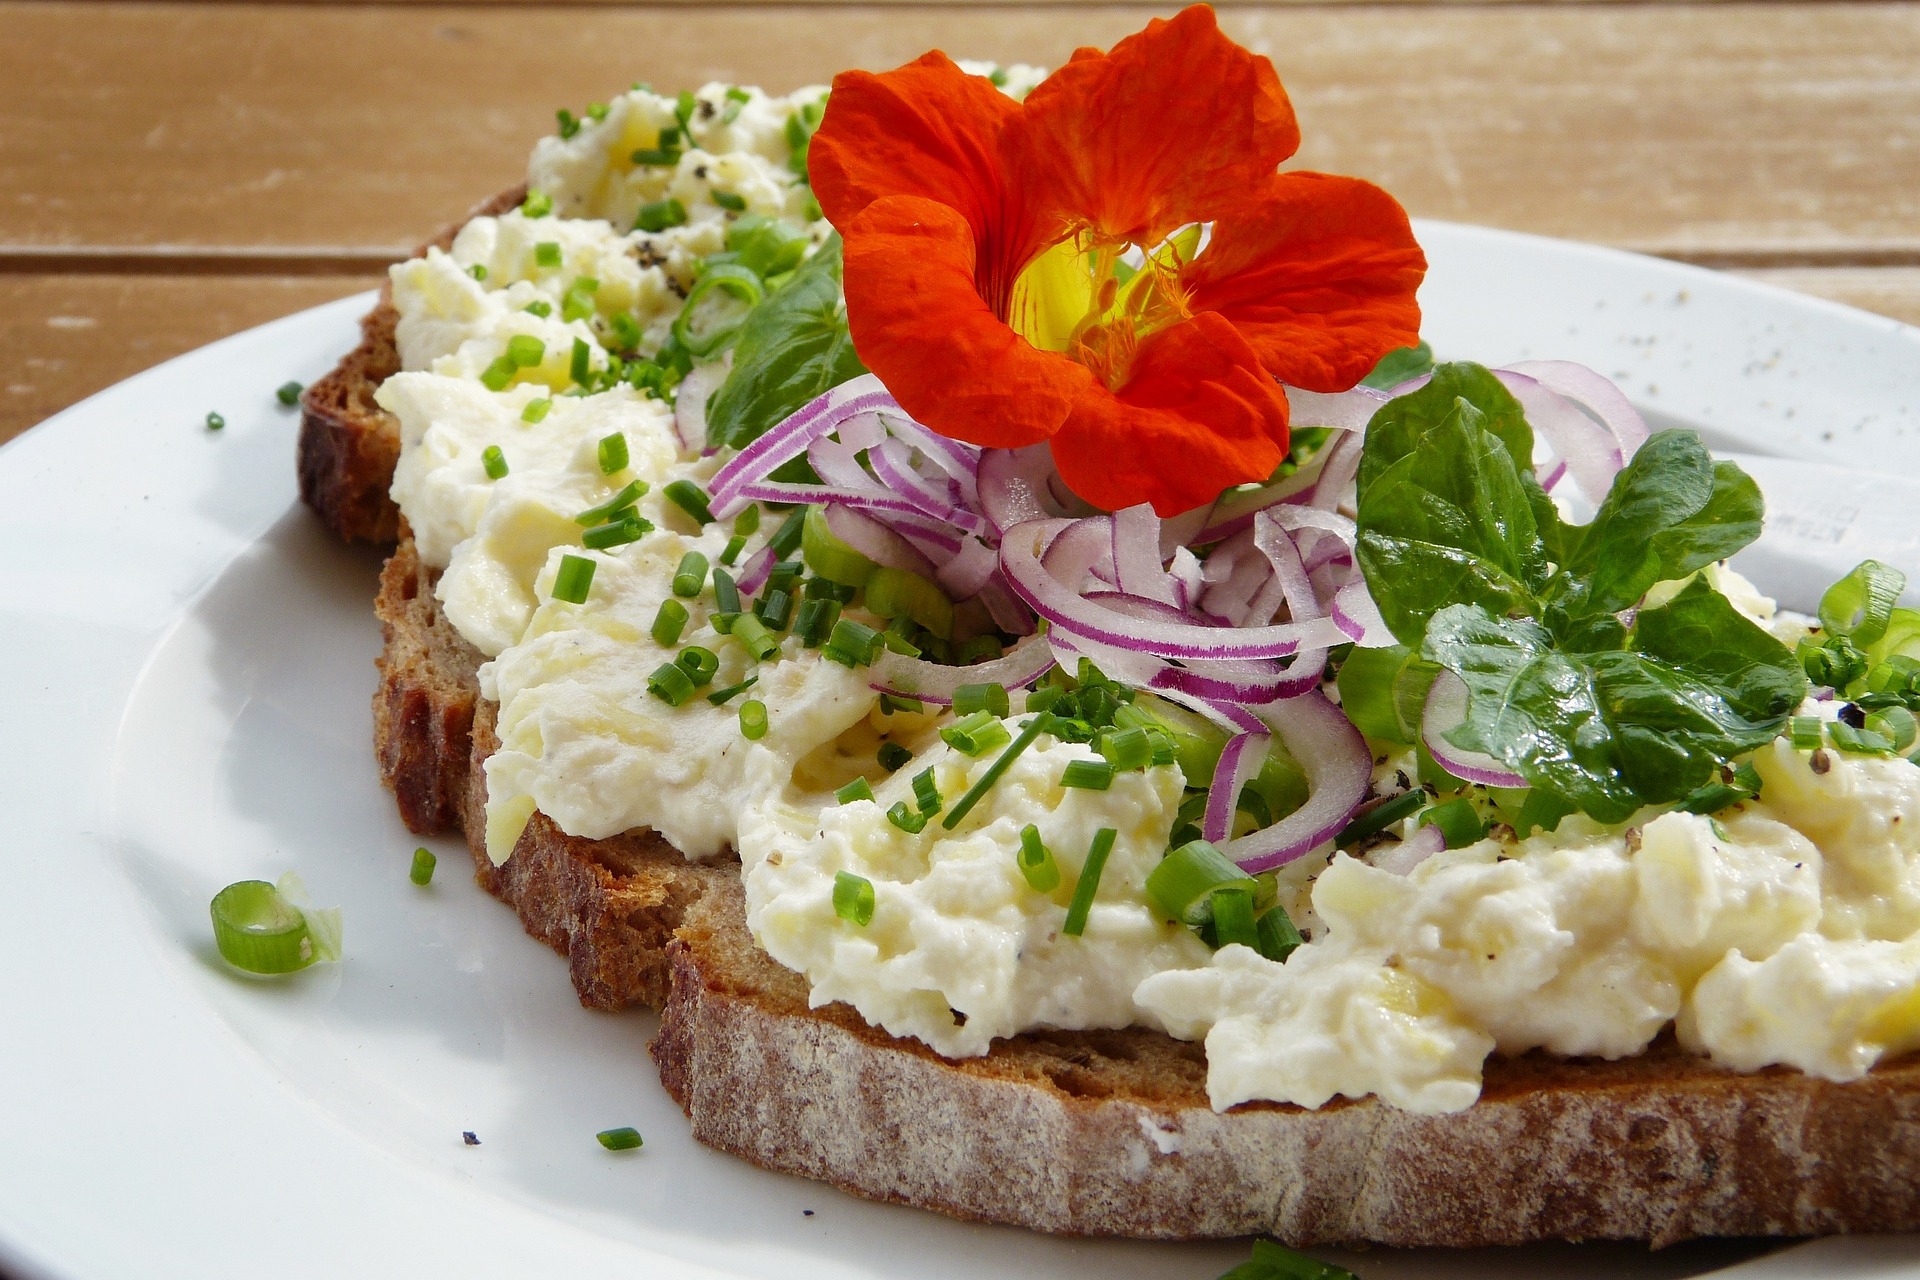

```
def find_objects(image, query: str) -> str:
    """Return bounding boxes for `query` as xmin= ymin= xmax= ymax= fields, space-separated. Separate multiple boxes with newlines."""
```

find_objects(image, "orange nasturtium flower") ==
xmin=809 ymin=5 xmax=1427 ymax=515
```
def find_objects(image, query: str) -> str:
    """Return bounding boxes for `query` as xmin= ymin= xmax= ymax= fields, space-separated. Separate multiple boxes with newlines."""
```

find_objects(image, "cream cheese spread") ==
xmin=379 ymin=70 xmax=1920 ymax=1114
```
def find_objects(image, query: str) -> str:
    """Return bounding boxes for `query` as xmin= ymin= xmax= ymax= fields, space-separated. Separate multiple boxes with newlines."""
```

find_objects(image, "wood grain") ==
xmin=3 ymin=2 xmax=1918 ymax=262
xmin=0 ymin=273 xmax=375 ymax=445
xmin=1734 ymin=267 xmax=1920 ymax=328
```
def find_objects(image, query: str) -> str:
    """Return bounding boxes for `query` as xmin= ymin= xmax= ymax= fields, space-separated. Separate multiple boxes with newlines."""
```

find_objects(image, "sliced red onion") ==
xmin=1283 ymin=385 xmax=1388 ymax=432
xmin=1307 ymin=431 xmax=1364 ymax=510
xmin=709 ymin=375 xmax=898 ymax=505
xmin=1331 ymin=579 xmax=1394 ymax=646
xmin=1493 ymin=369 xmax=1622 ymax=505
xmin=675 ymin=358 xmax=729 ymax=454
xmin=1167 ymin=547 xmax=1203 ymax=612
xmin=1421 ymin=671 xmax=1527 ymax=788
xmin=977 ymin=577 xmax=1035 ymax=636
xmin=823 ymin=504 xmax=938 ymax=579
xmin=736 ymin=543 xmax=776 ymax=594
xmin=869 ymin=631 xmax=1056 ymax=705
xmin=1112 ymin=504 xmax=1181 ymax=608
xmin=874 ymin=411 xmax=980 ymax=492
xmin=1204 ymin=731 xmax=1271 ymax=842
xmin=978 ymin=445 xmax=1063 ymax=535
xmin=1006 ymin=519 xmax=1348 ymax=660
xmin=870 ymin=438 xmax=988 ymax=534
xmin=1503 ymin=359 xmax=1650 ymax=458
xmin=934 ymin=536 xmax=998 ymax=600
xmin=1148 ymin=652 xmax=1323 ymax=705
xmin=1220 ymin=690 xmax=1373 ymax=873
xmin=1373 ymin=823 xmax=1444 ymax=876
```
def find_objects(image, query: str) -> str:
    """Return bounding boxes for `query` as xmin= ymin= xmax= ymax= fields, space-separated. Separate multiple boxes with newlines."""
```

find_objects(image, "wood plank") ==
xmin=0 ymin=273 xmax=375 ymax=446
xmin=3 ymin=2 xmax=1918 ymax=263
xmin=1735 ymin=267 xmax=1920 ymax=328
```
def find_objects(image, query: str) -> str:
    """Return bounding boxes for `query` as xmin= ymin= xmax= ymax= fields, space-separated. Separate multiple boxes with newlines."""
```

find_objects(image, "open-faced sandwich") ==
xmin=297 ymin=5 xmax=1920 ymax=1251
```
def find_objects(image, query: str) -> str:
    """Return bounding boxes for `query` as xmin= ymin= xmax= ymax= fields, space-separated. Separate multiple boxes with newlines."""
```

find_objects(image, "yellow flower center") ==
xmin=1007 ymin=227 xmax=1200 ymax=392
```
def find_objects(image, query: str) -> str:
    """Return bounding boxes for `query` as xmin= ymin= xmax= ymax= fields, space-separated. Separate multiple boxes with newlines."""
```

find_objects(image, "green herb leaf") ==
xmin=1360 ymin=339 xmax=1434 ymax=390
xmin=704 ymin=234 xmax=866 ymax=451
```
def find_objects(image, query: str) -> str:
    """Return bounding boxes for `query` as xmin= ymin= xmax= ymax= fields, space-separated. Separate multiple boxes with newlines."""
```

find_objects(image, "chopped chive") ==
xmin=766 ymin=559 xmax=803 ymax=594
xmin=833 ymin=871 xmax=875 ymax=927
xmin=720 ymin=534 xmax=748 ymax=565
xmin=835 ymin=777 xmax=874 ymax=805
xmin=712 ymin=567 xmax=742 ymax=614
xmin=755 ymin=589 xmax=795 ymax=631
xmin=822 ymin=619 xmax=882 ymax=669
xmin=707 ymin=675 xmax=758 ymax=706
xmin=677 ymin=645 xmax=719 ymax=686
xmin=1733 ymin=761 xmax=1765 ymax=793
xmin=469 ymin=263 xmax=489 ymax=281
xmin=1335 ymin=789 xmax=1424 ymax=848
xmin=534 ymin=241 xmax=563 ymax=269
xmin=1830 ymin=721 xmax=1895 ymax=755
xmin=880 ymin=692 xmax=925 ymax=715
xmin=664 ymin=479 xmax=715 ymax=525
xmin=556 ymin=108 xmax=580 ymax=138
xmin=1418 ymin=796 xmax=1488 ymax=849
xmin=1016 ymin=825 xmax=1060 ymax=893
xmin=767 ymin=507 xmax=806 ymax=558
xmin=738 ymin=698 xmax=769 ymax=739
xmin=561 ymin=277 xmax=599 ymax=323
xmin=1025 ymin=684 xmax=1065 ymax=714
xmin=795 ymin=597 xmax=839 ymax=647
xmin=609 ymin=313 xmax=642 ymax=352
xmin=944 ymin=713 xmax=1053 ymax=830
xmin=880 ymin=619 xmax=921 ymax=658
xmin=941 ymin=711 xmax=1011 ymax=758
xmin=733 ymin=505 xmax=761 ymax=536
xmin=597 ymin=433 xmax=629 ymax=475
xmin=647 ymin=660 xmax=696 ymax=706
xmin=673 ymin=551 xmax=709 ymax=598
xmin=877 ymin=741 xmax=913 ymax=772
xmin=205 ymin=411 xmax=226 ymax=431
xmin=1097 ymin=726 xmax=1153 ymax=772
xmin=631 ymin=148 xmax=680 ymax=167
xmin=675 ymin=89 xmax=698 ymax=137
xmin=521 ymin=397 xmax=553 ymax=424
xmin=887 ymin=801 xmax=928 ymax=834
xmin=574 ymin=481 xmax=647 ymax=526
xmin=585 ymin=102 xmax=608 ymax=121
xmin=275 ymin=381 xmax=303 ymax=407
xmin=522 ymin=189 xmax=553 ymax=218
xmin=730 ymin=613 xmax=780 ymax=662
xmin=1254 ymin=906 xmax=1305 ymax=963
xmin=721 ymin=85 xmax=751 ymax=125
xmin=581 ymin=515 xmax=651 ymax=549
xmin=712 ymin=190 xmax=747 ymax=212
xmin=596 ymin=1127 xmax=643 ymax=1151
xmin=1789 ymin=715 xmax=1825 ymax=751
xmin=481 ymin=355 xmax=518 ymax=391
xmin=953 ymin=683 xmax=1010 ymax=719
xmin=635 ymin=198 xmax=688 ymax=232
xmin=1209 ymin=886 xmax=1259 ymax=950
xmin=652 ymin=598 xmax=689 ymax=646
xmin=481 ymin=444 xmax=509 ymax=479
xmin=1677 ymin=782 xmax=1750 ymax=815
xmin=570 ymin=337 xmax=592 ymax=386
xmin=1062 ymin=829 xmax=1116 ymax=937
xmin=409 ymin=846 xmax=437 ymax=886
xmin=506 ymin=334 xmax=545 ymax=368
xmin=551 ymin=554 xmax=596 ymax=604
xmin=912 ymin=768 xmax=942 ymax=817
xmin=1061 ymin=759 xmax=1116 ymax=791
xmin=523 ymin=299 xmax=552 ymax=318
xmin=804 ymin=576 xmax=855 ymax=602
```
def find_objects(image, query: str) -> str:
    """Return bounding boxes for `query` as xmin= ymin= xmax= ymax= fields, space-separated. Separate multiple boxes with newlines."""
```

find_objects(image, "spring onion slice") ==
xmin=409 ymin=847 xmax=436 ymax=886
xmin=1145 ymin=840 xmax=1255 ymax=925
xmin=596 ymin=1127 xmax=644 ymax=1151
xmin=1210 ymin=886 xmax=1259 ymax=950
xmin=833 ymin=871 xmax=876 ymax=927
xmin=209 ymin=873 xmax=340 ymax=975
xmin=1016 ymin=824 xmax=1060 ymax=893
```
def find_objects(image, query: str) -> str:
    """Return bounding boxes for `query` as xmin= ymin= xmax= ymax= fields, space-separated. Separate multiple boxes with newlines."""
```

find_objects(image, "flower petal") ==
xmin=842 ymin=194 xmax=1094 ymax=450
xmin=1182 ymin=171 xmax=1427 ymax=392
xmin=1050 ymin=312 xmax=1290 ymax=516
xmin=1005 ymin=6 xmax=1299 ymax=247
xmin=810 ymin=53 xmax=1044 ymax=311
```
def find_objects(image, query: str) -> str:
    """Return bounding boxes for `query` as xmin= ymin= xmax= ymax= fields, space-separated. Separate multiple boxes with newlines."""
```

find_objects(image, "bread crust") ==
xmin=297 ymin=185 xmax=527 ymax=545
xmin=332 ymin=195 xmax=1920 ymax=1246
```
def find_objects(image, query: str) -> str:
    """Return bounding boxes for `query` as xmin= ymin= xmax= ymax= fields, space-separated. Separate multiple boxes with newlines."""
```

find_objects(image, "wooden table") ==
xmin=4 ymin=1 xmax=1918 ymax=447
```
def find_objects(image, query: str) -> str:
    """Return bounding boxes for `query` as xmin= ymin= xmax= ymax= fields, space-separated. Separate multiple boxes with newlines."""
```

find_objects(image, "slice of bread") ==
xmin=372 ymin=530 xmax=1920 ymax=1246
xmin=298 ymin=185 xmax=527 ymax=546
xmin=342 ymin=192 xmax=1920 ymax=1247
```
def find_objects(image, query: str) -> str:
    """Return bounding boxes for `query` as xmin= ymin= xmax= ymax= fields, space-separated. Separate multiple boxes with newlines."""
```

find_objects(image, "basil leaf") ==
xmin=704 ymin=234 xmax=866 ymax=451
xmin=1356 ymin=392 xmax=1548 ymax=645
xmin=1360 ymin=340 xmax=1434 ymax=390
xmin=1356 ymin=361 xmax=1534 ymax=496
xmin=1557 ymin=430 xmax=1763 ymax=615
xmin=1427 ymin=580 xmax=1803 ymax=823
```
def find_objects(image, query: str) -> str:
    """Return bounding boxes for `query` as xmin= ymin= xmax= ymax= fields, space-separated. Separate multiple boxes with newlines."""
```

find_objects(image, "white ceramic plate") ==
xmin=3 ymin=222 xmax=1919 ymax=1280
